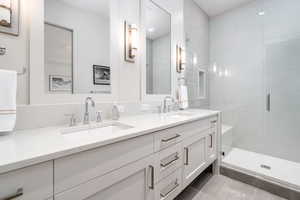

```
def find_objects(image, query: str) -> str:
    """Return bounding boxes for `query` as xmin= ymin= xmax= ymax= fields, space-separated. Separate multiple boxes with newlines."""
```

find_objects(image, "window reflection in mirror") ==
xmin=44 ymin=0 xmax=111 ymax=94
xmin=145 ymin=0 xmax=171 ymax=95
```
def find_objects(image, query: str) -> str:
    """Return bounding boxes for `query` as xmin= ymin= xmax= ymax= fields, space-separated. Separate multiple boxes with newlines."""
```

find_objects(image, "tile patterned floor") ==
xmin=175 ymin=175 xmax=287 ymax=200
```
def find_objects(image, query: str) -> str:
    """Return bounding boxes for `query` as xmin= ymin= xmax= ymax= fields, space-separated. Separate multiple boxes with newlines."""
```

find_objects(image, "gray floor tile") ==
xmin=176 ymin=175 xmax=287 ymax=200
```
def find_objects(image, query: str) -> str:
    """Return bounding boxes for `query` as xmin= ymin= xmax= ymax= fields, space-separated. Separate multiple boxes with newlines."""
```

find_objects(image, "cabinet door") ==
xmin=0 ymin=162 xmax=53 ymax=200
xmin=182 ymin=130 xmax=208 ymax=188
xmin=55 ymin=155 xmax=155 ymax=200
xmin=207 ymin=119 xmax=218 ymax=162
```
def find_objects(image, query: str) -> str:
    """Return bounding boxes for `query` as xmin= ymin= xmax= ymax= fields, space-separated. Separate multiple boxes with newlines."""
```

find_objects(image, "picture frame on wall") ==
xmin=93 ymin=65 xmax=111 ymax=85
xmin=49 ymin=75 xmax=72 ymax=92
xmin=0 ymin=0 xmax=20 ymax=36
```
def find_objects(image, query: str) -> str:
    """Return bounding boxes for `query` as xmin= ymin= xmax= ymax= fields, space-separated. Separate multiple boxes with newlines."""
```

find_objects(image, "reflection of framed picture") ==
xmin=49 ymin=75 xmax=72 ymax=92
xmin=93 ymin=65 xmax=111 ymax=85
xmin=0 ymin=0 xmax=19 ymax=36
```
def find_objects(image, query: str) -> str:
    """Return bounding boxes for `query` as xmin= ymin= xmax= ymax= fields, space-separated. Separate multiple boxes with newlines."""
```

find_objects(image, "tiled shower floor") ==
xmin=175 ymin=175 xmax=286 ymax=200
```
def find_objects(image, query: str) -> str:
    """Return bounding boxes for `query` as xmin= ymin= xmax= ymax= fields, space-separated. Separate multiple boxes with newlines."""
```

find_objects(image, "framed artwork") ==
xmin=93 ymin=65 xmax=111 ymax=85
xmin=49 ymin=75 xmax=72 ymax=92
xmin=0 ymin=0 xmax=19 ymax=36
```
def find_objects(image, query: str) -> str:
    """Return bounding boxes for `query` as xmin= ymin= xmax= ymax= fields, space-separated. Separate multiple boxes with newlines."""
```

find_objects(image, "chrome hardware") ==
xmin=65 ymin=114 xmax=77 ymax=127
xmin=161 ymin=153 xmax=179 ymax=168
xmin=209 ymin=134 xmax=213 ymax=148
xmin=161 ymin=134 xmax=180 ymax=143
xmin=148 ymin=165 xmax=154 ymax=190
xmin=83 ymin=97 xmax=95 ymax=124
xmin=160 ymin=179 xmax=179 ymax=198
xmin=96 ymin=111 xmax=102 ymax=123
xmin=112 ymin=104 xmax=120 ymax=120
xmin=266 ymin=93 xmax=271 ymax=112
xmin=2 ymin=188 xmax=23 ymax=200
xmin=184 ymin=147 xmax=189 ymax=165
xmin=163 ymin=96 xmax=175 ymax=113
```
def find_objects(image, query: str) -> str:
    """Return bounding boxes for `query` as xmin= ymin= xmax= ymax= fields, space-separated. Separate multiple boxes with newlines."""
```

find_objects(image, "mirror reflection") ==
xmin=145 ymin=0 xmax=171 ymax=95
xmin=44 ymin=0 xmax=111 ymax=94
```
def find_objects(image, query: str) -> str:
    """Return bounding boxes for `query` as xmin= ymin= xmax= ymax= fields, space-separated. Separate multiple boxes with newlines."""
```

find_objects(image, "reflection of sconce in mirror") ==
xmin=176 ymin=45 xmax=186 ymax=73
xmin=124 ymin=21 xmax=138 ymax=63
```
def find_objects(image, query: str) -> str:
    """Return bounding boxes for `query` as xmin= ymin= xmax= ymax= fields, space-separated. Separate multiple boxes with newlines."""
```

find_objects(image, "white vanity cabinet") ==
xmin=0 ymin=161 xmax=53 ymax=200
xmin=55 ymin=155 xmax=155 ymax=200
xmin=182 ymin=129 xmax=208 ymax=188
xmin=207 ymin=119 xmax=218 ymax=162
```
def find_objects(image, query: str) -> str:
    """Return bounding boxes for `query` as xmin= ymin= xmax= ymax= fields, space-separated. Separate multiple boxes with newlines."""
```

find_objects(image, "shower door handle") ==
xmin=266 ymin=93 xmax=271 ymax=112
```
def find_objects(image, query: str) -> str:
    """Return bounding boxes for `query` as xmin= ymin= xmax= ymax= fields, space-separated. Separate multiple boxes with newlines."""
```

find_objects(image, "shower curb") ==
xmin=221 ymin=166 xmax=300 ymax=200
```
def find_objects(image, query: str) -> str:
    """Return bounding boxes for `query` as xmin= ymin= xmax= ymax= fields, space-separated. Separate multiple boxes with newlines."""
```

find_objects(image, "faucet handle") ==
xmin=65 ymin=114 xmax=77 ymax=127
xmin=96 ymin=111 xmax=103 ymax=123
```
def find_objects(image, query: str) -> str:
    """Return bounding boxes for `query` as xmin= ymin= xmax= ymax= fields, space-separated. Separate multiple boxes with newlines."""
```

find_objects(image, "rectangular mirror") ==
xmin=145 ymin=0 xmax=171 ymax=95
xmin=44 ymin=0 xmax=111 ymax=94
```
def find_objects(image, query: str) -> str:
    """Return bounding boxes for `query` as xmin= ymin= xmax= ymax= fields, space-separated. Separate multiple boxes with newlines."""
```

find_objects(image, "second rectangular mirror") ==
xmin=145 ymin=0 xmax=171 ymax=95
xmin=44 ymin=0 xmax=111 ymax=94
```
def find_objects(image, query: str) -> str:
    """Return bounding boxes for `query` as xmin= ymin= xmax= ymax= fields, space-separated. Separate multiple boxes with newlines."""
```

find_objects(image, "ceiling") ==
xmin=61 ymin=0 xmax=110 ymax=18
xmin=193 ymin=0 xmax=254 ymax=16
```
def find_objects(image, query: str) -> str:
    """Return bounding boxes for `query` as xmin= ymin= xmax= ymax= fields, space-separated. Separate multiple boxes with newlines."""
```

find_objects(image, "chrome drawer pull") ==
xmin=184 ymin=147 xmax=189 ymax=165
xmin=161 ymin=134 xmax=180 ymax=143
xmin=148 ymin=165 xmax=154 ymax=190
xmin=160 ymin=180 xmax=179 ymax=198
xmin=2 ymin=188 xmax=23 ymax=200
xmin=160 ymin=153 xmax=179 ymax=168
xmin=210 ymin=134 xmax=213 ymax=148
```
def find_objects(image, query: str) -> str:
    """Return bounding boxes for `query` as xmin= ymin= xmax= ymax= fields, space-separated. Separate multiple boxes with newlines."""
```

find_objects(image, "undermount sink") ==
xmin=61 ymin=122 xmax=133 ymax=135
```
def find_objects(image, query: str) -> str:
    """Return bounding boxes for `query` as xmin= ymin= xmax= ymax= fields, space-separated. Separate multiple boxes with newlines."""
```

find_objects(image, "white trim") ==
xmin=140 ymin=0 xmax=179 ymax=103
xmin=29 ymin=0 xmax=119 ymax=104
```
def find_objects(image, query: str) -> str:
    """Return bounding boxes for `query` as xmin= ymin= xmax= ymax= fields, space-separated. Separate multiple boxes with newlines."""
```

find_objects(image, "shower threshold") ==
xmin=222 ymin=148 xmax=300 ymax=193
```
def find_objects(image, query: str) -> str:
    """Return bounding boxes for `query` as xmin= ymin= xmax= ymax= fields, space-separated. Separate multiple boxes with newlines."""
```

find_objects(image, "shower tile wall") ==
xmin=209 ymin=0 xmax=300 ymax=163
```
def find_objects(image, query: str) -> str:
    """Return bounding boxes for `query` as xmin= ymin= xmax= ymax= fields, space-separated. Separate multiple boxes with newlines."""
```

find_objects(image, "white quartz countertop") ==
xmin=0 ymin=109 xmax=219 ymax=174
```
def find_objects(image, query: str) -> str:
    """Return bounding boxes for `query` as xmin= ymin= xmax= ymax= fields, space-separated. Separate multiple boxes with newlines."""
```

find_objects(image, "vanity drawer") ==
xmin=0 ymin=161 xmax=53 ymax=200
xmin=154 ymin=118 xmax=211 ymax=152
xmin=154 ymin=168 xmax=182 ymax=200
xmin=154 ymin=143 xmax=182 ymax=183
xmin=54 ymin=134 xmax=154 ymax=194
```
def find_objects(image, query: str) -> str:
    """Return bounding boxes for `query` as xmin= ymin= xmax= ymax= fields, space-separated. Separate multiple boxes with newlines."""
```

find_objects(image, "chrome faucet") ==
xmin=163 ymin=96 xmax=175 ymax=113
xmin=83 ymin=97 xmax=95 ymax=124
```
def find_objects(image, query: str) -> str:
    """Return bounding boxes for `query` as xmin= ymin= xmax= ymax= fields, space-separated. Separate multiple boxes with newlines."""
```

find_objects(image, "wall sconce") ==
xmin=0 ymin=0 xmax=12 ymax=27
xmin=124 ymin=21 xmax=138 ymax=63
xmin=176 ymin=45 xmax=186 ymax=73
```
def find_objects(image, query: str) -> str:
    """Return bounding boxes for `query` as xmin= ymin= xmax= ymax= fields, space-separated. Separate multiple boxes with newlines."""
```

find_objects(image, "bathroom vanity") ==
xmin=0 ymin=109 xmax=220 ymax=200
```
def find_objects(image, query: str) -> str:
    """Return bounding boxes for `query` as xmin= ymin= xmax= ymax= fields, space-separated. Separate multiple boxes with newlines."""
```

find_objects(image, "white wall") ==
xmin=209 ymin=0 xmax=300 ymax=163
xmin=45 ymin=0 xmax=111 ymax=94
xmin=152 ymin=34 xmax=171 ymax=94
xmin=0 ymin=0 xmax=184 ymax=130
xmin=184 ymin=0 xmax=209 ymax=108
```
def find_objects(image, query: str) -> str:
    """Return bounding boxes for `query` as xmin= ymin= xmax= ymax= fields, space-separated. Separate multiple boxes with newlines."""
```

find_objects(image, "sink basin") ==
xmin=61 ymin=122 xmax=133 ymax=135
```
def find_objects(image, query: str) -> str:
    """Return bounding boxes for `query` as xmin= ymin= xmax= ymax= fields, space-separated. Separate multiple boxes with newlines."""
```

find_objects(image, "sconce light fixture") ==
xmin=0 ymin=0 xmax=12 ymax=27
xmin=124 ymin=21 xmax=138 ymax=63
xmin=176 ymin=45 xmax=186 ymax=73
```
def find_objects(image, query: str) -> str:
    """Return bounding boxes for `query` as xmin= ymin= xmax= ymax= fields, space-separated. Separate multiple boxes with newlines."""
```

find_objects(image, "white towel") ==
xmin=0 ymin=69 xmax=17 ymax=133
xmin=177 ymin=85 xmax=189 ymax=110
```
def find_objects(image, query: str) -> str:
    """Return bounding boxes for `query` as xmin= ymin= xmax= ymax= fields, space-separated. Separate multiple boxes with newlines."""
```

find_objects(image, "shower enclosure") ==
xmin=209 ymin=0 xmax=300 ymax=191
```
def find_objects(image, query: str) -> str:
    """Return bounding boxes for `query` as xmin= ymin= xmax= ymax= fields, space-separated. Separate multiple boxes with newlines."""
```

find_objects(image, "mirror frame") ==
xmin=140 ymin=0 xmax=177 ymax=102
xmin=29 ymin=0 xmax=119 ymax=104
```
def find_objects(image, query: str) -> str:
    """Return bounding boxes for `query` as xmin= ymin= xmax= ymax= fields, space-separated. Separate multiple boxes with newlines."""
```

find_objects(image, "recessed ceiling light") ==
xmin=258 ymin=11 xmax=265 ymax=16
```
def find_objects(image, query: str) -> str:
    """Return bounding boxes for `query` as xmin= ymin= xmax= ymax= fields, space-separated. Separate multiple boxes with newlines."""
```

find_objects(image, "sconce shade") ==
xmin=124 ymin=21 xmax=138 ymax=63
xmin=176 ymin=45 xmax=186 ymax=73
